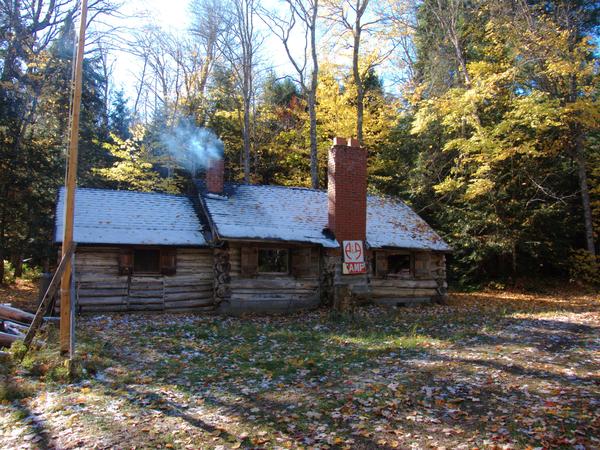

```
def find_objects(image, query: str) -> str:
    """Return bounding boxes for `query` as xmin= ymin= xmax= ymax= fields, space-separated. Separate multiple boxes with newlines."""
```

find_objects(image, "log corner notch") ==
xmin=214 ymin=246 xmax=231 ymax=306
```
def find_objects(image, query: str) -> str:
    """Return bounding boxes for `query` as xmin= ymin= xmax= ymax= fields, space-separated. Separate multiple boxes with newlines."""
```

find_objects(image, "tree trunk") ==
xmin=356 ymin=86 xmax=364 ymax=144
xmin=570 ymin=69 xmax=595 ymax=255
xmin=243 ymin=94 xmax=251 ymax=183
xmin=308 ymin=87 xmax=318 ymax=188
xmin=352 ymin=27 xmax=364 ymax=144
xmin=511 ymin=239 xmax=518 ymax=280
xmin=0 ymin=0 xmax=22 ymax=83
xmin=309 ymin=3 xmax=319 ymax=189
xmin=11 ymin=252 xmax=23 ymax=278
xmin=575 ymin=142 xmax=596 ymax=255
xmin=0 ymin=246 xmax=4 ymax=286
xmin=0 ymin=207 xmax=5 ymax=285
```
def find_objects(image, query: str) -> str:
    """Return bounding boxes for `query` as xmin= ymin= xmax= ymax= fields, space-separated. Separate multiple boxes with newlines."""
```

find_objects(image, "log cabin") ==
xmin=54 ymin=137 xmax=450 ymax=314
xmin=54 ymin=189 xmax=215 ymax=313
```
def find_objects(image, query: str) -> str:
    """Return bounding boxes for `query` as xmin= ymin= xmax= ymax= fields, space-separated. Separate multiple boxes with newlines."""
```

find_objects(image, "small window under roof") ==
xmin=133 ymin=249 xmax=161 ymax=274
xmin=388 ymin=254 xmax=412 ymax=277
xmin=258 ymin=248 xmax=289 ymax=274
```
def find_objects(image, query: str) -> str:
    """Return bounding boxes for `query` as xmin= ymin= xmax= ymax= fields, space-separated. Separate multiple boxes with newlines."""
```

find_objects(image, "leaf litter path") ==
xmin=1 ymin=290 xmax=599 ymax=449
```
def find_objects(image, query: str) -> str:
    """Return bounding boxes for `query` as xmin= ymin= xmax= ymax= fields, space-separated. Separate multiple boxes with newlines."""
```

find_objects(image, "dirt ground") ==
xmin=1 ymin=283 xmax=599 ymax=449
xmin=0 ymin=279 xmax=40 ymax=312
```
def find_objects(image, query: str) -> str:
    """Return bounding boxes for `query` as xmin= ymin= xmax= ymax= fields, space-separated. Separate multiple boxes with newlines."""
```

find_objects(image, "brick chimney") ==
xmin=327 ymin=137 xmax=367 ymax=244
xmin=206 ymin=158 xmax=224 ymax=194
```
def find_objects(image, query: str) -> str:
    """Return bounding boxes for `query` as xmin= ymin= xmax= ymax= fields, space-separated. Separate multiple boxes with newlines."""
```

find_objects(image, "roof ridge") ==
xmin=59 ymin=186 xmax=189 ymax=198
xmin=366 ymin=192 xmax=411 ymax=207
xmin=226 ymin=182 xmax=414 ymax=203
xmin=225 ymin=182 xmax=326 ymax=194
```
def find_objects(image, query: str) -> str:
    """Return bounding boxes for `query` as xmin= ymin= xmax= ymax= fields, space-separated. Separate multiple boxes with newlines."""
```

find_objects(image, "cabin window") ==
xmin=258 ymin=248 xmax=289 ymax=274
xmin=387 ymin=254 xmax=412 ymax=277
xmin=133 ymin=249 xmax=161 ymax=274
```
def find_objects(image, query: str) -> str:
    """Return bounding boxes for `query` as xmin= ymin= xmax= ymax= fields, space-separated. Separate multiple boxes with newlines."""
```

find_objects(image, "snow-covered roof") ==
xmin=55 ymin=187 xmax=207 ymax=246
xmin=366 ymin=195 xmax=450 ymax=251
xmin=199 ymin=183 xmax=451 ymax=251
xmin=200 ymin=184 xmax=339 ymax=248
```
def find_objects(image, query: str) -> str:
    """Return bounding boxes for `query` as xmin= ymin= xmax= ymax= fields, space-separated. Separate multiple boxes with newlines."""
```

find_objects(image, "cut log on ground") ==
xmin=0 ymin=331 xmax=22 ymax=347
xmin=0 ymin=304 xmax=35 ymax=323
xmin=0 ymin=305 xmax=58 ymax=325
xmin=2 ymin=320 xmax=29 ymax=334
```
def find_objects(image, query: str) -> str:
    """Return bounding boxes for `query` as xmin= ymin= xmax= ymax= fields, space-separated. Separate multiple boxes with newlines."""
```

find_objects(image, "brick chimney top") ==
xmin=327 ymin=137 xmax=367 ymax=244
xmin=206 ymin=158 xmax=224 ymax=194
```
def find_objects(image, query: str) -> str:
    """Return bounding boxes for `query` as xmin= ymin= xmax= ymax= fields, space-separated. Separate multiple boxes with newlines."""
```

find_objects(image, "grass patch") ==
xmin=1 ymin=288 xmax=598 ymax=450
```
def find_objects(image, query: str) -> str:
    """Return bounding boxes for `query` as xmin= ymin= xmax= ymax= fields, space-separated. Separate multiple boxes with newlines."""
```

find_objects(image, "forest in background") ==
xmin=0 ymin=0 xmax=598 ymax=288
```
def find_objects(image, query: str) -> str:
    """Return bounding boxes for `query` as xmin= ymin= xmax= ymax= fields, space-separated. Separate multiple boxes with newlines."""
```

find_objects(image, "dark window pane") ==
xmin=258 ymin=249 xmax=289 ymax=273
xmin=388 ymin=254 xmax=411 ymax=276
xmin=133 ymin=249 xmax=161 ymax=273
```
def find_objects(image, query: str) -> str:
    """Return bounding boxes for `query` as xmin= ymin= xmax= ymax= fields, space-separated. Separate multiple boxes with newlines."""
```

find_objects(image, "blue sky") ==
xmin=106 ymin=0 xmax=304 ymax=97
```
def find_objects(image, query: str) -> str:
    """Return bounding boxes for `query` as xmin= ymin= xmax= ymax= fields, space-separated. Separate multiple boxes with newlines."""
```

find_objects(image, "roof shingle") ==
xmin=200 ymin=183 xmax=451 ymax=251
xmin=55 ymin=187 xmax=207 ymax=246
xmin=201 ymin=184 xmax=338 ymax=248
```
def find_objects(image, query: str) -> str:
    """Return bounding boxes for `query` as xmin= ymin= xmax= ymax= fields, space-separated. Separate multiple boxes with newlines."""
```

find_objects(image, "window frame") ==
xmin=257 ymin=247 xmax=290 ymax=275
xmin=132 ymin=247 xmax=162 ymax=275
xmin=374 ymin=250 xmax=416 ymax=279
xmin=386 ymin=252 xmax=414 ymax=278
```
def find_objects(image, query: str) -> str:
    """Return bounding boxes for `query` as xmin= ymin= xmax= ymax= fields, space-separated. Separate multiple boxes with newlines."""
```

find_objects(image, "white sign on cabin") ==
xmin=342 ymin=240 xmax=367 ymax=274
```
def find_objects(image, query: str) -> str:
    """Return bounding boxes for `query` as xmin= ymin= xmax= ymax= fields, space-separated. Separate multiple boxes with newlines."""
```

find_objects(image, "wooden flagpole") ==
xmin=60 ymin=0 xmax=88 ymax=355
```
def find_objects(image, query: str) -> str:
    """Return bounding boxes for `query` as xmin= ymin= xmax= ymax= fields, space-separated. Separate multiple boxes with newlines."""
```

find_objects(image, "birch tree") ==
xmin=189 ymin=0 xmax=227 ymax=124
xmin=323 ymin=0 xmax=393 ymax=144
xmin=260 ymin=0 xmax=320 ymax=188
xmin=217 ymin=0 xmax=262 ymax=183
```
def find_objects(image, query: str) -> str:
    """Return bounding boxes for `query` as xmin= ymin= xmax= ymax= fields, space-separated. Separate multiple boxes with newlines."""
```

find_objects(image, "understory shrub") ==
xmin=2 ymin=260 xmax=15 ymax=284
xmin=568 ymin=249 xmax=599 ymax=286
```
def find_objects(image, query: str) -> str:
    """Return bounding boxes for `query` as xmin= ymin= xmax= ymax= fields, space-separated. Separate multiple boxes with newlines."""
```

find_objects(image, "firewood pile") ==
xmin=0 ymin=304 xmax=57 ymax=348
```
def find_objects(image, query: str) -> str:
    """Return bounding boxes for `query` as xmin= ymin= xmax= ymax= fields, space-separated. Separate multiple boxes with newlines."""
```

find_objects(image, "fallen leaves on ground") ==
xmin=1 ymin=288 xmax=599 ymax=449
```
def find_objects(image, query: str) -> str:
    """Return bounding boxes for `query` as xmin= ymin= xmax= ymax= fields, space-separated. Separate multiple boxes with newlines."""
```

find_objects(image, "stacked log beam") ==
xmin=69 ymin=247 xmax=217 ymax=313
xmin=370 ymin=251 xmax=448 ymax=306
xmin=223 ymin=244 xmax=320 ymax=314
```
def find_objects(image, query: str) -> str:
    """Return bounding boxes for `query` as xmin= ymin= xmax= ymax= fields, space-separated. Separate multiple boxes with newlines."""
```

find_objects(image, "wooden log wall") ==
xmin=221 ymin=243 xmax=321 ymax=314
xmin=59 ymin=247 xmax=215 ymax=313
xmin=369 ymin=251 xmax=447 ymax=305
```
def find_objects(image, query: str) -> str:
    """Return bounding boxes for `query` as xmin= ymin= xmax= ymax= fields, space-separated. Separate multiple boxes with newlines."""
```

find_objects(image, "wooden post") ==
xmin=60 ymin=0 xmax=88 ymax=355
xmin=23 ymin=243 xmax=75 ymax=352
